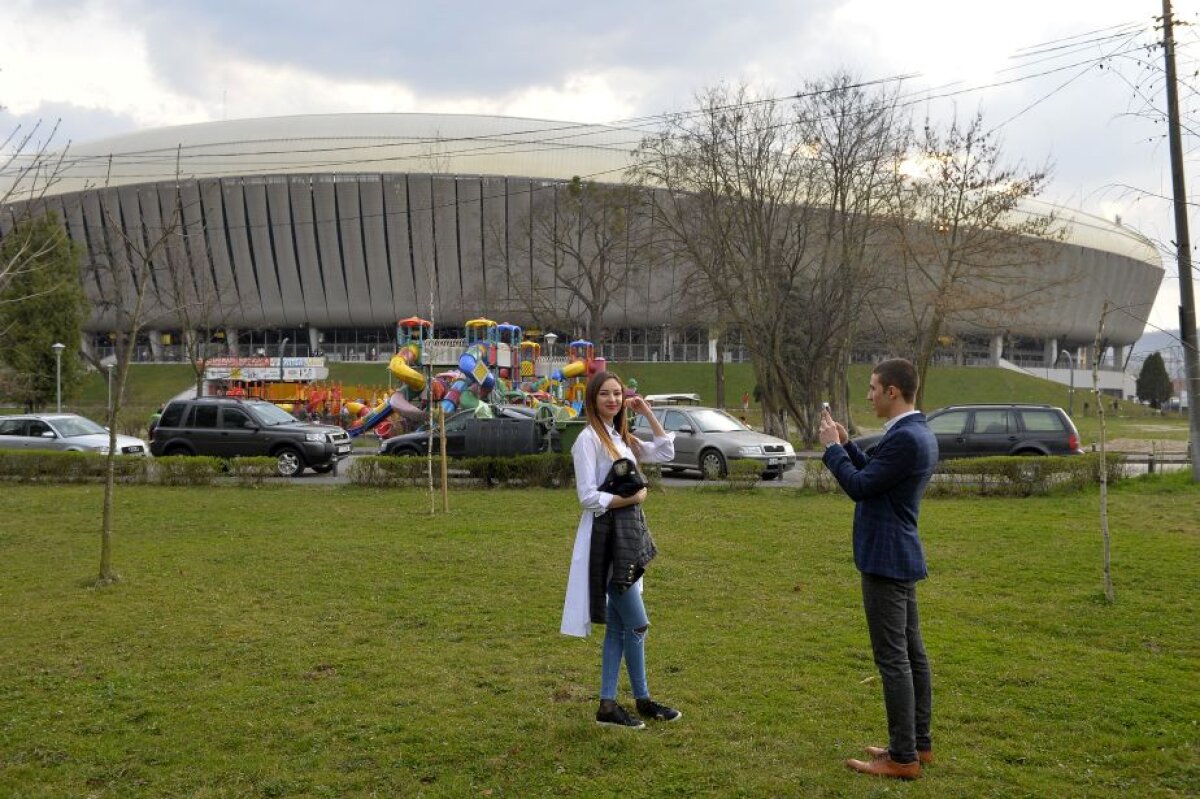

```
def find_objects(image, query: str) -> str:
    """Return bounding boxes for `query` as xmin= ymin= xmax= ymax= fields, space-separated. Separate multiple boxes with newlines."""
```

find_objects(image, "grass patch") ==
xmin=0 ymin=479 xmax=1196 ymax=797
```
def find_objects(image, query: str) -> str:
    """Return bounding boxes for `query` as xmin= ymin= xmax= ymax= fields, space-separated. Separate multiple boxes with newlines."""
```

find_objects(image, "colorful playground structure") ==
xmin=336 ymin=316 xmax=607 ymax=442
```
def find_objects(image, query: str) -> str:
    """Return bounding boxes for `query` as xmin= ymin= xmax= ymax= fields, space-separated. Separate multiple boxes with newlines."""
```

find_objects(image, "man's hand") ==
xmin=819 ymin=408 xmax=848 ymax=446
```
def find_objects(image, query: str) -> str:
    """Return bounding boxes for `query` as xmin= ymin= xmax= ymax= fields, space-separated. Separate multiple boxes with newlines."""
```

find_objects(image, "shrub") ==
xmin=346 ymin=455 xmax=433 ymax=488
xmin=0 ymin=450 xmax=149 ymax=483
xmin=930 ymin=452 xmax=1124 ymax=498
xmin=225 ymin=457 xmax=279 ymax=488
xmin=153 ymin=456 xmax=224 ymax=486
xmin=725 ymin=459 xmax=762 ymax=490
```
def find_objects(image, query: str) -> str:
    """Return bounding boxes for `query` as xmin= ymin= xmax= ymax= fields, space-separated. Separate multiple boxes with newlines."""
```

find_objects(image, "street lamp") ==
xmin=543 ymin=331 xmax=558 ymax=364
xmin=1056 ymin=348 xmax=1076 ymax=417
xmin=51 ymin=342 xmax=65 ymax=412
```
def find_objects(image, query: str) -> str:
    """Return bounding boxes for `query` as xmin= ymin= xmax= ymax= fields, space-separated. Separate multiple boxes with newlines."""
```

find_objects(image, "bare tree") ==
xmin=153 ymin=183 xmax=238 ymax=397
xmin=633 ymin=84 xmax=827 ymax=438
xmin=888 ymin=112 xmax=1065 ymax=407
xmin=491 ymin=177 xmax=650 ymax=351
xmin=791 ymin=74 xmax=908 ymax=436
xmin=1 ymin=121 xmax=71 ymax=305
xmin=85 ymin=168 xmax=190 ymax=585
xmin=634 ymin=79 xmax=907 ymax=442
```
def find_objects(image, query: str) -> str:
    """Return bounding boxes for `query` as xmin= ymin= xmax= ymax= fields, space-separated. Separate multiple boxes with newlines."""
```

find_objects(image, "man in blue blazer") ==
xmin=819 ymin=358 xmax=939 ymax=780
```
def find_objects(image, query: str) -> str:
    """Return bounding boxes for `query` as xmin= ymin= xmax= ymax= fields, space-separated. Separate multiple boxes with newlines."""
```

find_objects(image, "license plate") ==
xmin=767 ymin=458 xmax=779 ymax=465
xmin=336 ymin=445 xmax=351 ymax=454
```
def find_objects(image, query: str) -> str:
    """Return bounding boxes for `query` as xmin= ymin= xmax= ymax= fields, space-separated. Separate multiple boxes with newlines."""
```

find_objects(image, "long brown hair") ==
xmin=584 ymin=370 xmax=642 ymax=461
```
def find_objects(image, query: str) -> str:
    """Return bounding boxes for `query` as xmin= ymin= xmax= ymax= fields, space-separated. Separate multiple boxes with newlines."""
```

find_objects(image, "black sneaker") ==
xmin=636 ymin=698 xmax=682 ymax=722
xmin=596 ymin=703 xmax=646 ymax=729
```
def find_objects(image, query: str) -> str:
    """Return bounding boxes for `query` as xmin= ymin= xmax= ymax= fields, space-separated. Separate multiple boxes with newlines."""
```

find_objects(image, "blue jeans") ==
xmin=600 ymin=581 xmax=650 ymax=701
xmin=861 ymin=573 xmax=932 ymax=763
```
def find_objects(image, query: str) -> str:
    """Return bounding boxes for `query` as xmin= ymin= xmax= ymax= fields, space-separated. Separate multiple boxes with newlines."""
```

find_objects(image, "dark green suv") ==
xmin=855 ymin=404 xmax=1083 ymax=460
xmin=149 ymin=397 xmax=352 ymax=476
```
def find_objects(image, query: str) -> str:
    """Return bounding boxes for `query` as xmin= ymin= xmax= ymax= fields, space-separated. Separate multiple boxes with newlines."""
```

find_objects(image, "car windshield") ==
xmin=247 ymin=402 xmax=299 ymax=426
xmin=690 ymin=409 xmax=750 ymax=433
xmin=53 ymin=416 xmax=108 ymax=437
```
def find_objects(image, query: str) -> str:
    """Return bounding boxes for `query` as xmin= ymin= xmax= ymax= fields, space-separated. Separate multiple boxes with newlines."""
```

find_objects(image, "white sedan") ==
xmin=0 ymin=414 xmax=149 ymax=455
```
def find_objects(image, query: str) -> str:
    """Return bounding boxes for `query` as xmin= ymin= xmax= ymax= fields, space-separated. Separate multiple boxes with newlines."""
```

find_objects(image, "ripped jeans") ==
xmin=600 ymin=580 xmax=650 ymax=701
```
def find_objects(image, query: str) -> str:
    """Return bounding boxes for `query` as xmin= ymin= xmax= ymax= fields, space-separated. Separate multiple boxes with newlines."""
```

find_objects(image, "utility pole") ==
xmin=1161 ymin=0 xmax=1200 ymax=481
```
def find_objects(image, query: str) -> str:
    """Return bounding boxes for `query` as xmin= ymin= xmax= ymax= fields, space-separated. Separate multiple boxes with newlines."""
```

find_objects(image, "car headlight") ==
xmin=782 ymin=444 xmax=795 ymax=455
xmin=737 ymin=446 xmax=762 ymax=456
xmin=305 ymin=432 xmax=326 ymax=442
xmin=89 ymin=445 xmax=110 ymax=454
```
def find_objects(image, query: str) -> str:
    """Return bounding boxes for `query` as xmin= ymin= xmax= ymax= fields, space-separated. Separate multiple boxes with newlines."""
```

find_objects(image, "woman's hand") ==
xmin=611 ymin=487 xmax=648 ymax=508
xmin=625 ymin=395 xmax=652 ymax=417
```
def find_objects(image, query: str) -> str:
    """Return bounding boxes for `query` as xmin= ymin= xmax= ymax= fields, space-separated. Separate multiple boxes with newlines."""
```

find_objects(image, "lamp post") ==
xmin=543 ymin=331 xmax=557 ymax=367
xmin=1056 ymin=349 xmax=1076 ymax=417
xmin=51 ymin=342 xmax=65 ymax=412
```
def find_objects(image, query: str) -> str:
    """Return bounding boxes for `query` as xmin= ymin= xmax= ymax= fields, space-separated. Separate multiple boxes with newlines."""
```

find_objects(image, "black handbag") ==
xmin=599 ymin=458 xmax=648 ymax=497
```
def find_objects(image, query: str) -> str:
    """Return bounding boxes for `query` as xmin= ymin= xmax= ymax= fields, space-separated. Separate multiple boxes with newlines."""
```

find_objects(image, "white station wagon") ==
xmin=0 ymin=414 xmax=149 ymax=456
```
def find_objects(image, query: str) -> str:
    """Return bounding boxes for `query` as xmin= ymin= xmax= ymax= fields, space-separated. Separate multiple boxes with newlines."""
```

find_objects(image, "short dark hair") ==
xmin=872 ymin=358 xmax=919 ymax=403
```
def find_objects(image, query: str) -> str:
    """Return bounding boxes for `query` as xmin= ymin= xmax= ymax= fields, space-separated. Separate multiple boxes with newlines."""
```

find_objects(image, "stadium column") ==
xmin=148 ymin=330 xmax=163 ymax=361
xmin=308 ymin=326 xmax=322 ymax=355
xmin=1044 ymin=338 xmax=1058 ymax=367
xmin=989 ymin=334 xmax=1003 ymax=366
xmin=226 ymin=328 xmax=240 ymax=357
xmin=708 ymin=334 xmax=718 ymax=363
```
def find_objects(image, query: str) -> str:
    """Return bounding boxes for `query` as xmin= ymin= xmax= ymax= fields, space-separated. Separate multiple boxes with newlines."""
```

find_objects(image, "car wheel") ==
xmin=1014 ymin=449 xmax=1044 ymax=456
xmin=699 ymin=449 xmax=727 ymax=480
xmin=762 ymin=471 xmax=781 ymax=481
xmin=165 ymin=445 xmax=191 ymax=457
xmin=311 ymin=463 xmax=334 ymax=474
xmin=274 ymin=447 xmax=305 ymax=477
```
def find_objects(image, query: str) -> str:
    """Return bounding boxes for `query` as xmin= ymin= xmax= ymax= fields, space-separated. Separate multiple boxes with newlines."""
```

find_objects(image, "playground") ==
xmin=196 ymin=317 xmax=620 ymax=449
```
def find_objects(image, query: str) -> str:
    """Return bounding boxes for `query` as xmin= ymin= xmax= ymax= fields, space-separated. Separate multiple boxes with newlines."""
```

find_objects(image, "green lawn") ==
xmin=0 ymin=477 xmax=1196 ymax=797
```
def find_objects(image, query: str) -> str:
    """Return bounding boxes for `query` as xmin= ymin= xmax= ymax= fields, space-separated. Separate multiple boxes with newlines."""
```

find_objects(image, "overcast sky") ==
xmin=2 ymin=0 xmax=1198 ymax=336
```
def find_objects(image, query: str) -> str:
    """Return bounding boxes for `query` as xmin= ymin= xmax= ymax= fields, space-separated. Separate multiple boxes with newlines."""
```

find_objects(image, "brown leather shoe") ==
xmin=845 ymin=754 xmax=921 ymax=779
xmin=865 ymin=745 xmax=933 ymax=765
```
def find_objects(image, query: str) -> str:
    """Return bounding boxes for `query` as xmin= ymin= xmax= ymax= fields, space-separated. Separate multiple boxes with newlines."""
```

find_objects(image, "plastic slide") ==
xmin=440 ymin=343 xmax=497 ymax=414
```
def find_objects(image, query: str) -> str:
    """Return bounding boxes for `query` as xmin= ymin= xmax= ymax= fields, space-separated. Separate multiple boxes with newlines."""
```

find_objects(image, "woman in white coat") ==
xmin=561 ymin=370 xmax=680 ymax=729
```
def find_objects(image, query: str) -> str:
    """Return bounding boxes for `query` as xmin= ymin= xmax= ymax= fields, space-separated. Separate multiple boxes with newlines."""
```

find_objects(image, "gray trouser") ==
xmin=861 ymin=572 xmax=932 ymax=763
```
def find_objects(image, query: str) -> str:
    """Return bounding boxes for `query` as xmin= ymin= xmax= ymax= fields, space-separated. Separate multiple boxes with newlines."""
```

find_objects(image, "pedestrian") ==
xmin=561 ymin=370 xmax=682 ymax=729
xmin=741 ymin=390 xmax=750 ymax=413
xmin=818 ymin=358 xmax=939 ymax=780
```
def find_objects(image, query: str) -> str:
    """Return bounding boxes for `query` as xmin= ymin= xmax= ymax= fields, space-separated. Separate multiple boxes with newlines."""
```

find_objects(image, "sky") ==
xmin=2 ymin=0 xmax=1198 ymax=338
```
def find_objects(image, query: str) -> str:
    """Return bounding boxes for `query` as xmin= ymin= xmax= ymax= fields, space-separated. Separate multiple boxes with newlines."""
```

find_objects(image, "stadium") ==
xmin=0 ymin=113 xmax=1164 ymax=390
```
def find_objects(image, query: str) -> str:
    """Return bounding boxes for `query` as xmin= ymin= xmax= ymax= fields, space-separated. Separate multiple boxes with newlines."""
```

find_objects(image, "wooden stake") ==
xmin=439 ymin=407 xmax=449 ymax=512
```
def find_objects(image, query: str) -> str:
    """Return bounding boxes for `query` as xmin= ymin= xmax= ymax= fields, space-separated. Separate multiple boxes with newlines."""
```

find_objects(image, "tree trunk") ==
xmin=714 ymin=337 xmax=726 ymax=410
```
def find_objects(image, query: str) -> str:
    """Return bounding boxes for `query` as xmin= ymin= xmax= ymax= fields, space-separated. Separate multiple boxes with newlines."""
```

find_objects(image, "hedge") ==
xmin=0 ymin=450 xmax=149 ymax=483
xmin=347 ymin=453 xmax=575 ymax=489
xmin=803 ymin=452 xmax=1124 ymax=497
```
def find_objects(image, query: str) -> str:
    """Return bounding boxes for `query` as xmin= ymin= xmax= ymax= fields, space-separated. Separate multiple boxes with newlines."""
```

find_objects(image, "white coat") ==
xmin=560 ymin=423 xmax=675 ymax=638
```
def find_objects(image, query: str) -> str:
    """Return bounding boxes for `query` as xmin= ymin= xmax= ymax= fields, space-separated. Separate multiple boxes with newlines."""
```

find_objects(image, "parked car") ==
xmin=149 ymin=397 xmax=351 ymax=476
xmin=0 ymin=413 xmax=149 ymax=455
xmin=853 ymin=404 xmax=1083 ymax=460
xmin=380 ymin=405 xmax=560 ymax=457
xmin=630 ymin=405 xmax=796 ymax=479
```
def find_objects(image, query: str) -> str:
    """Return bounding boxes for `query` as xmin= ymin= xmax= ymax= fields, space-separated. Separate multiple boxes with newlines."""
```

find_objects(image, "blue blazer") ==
xmin=822 ymin=412 xmax=939 ymax=581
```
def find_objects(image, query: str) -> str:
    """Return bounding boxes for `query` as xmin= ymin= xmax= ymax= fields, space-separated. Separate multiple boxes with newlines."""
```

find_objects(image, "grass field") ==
xmin=1 ymin=476 xmax=1196 ymax=797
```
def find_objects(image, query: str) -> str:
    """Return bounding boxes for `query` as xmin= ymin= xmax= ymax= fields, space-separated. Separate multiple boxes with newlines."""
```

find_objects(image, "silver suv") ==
xmin=149 ymin=397 xmax=351 ymax=476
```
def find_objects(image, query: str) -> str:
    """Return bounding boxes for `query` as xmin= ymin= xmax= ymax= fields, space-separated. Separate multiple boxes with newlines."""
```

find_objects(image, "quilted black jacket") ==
xmin=588 ymin=504 xmax=658 ymax=624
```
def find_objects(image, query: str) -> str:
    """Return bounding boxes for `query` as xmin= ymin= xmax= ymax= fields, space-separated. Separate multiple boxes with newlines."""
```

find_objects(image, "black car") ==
xmin=149 ymin=397 xmax=352 ymax=476
xmin=380 ymin=406 xmax=559 ymax=457
xmin=854 ymin=404 xmax=1083 ymax=460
